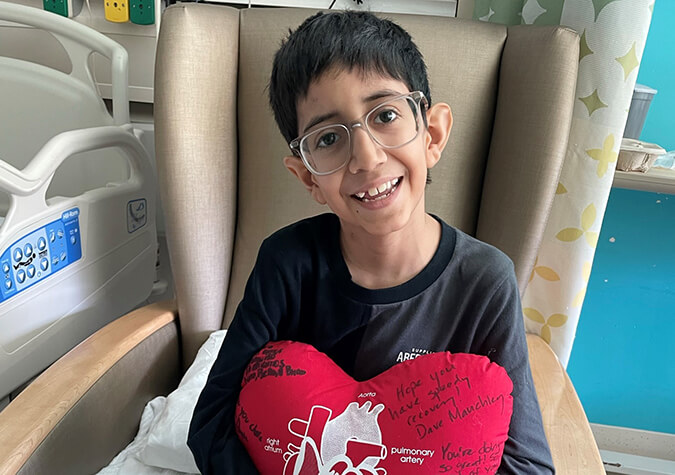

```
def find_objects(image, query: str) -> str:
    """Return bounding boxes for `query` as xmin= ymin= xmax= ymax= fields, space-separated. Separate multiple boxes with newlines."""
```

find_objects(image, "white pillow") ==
xmin=137 ymin=330 xmax=227 ymax=473
xmin=98 ymin=397 xmax=183 ymax=475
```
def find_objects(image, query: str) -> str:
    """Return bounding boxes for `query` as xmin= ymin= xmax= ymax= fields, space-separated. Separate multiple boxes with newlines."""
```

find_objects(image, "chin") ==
xmin=348 ymin=211 xmax=415 ymax=237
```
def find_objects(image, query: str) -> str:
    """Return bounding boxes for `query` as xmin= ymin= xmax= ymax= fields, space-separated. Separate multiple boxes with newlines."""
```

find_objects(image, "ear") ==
xmin=424 ymin=102 xmax=453 ymax=169
xmin=283 ymin=155 xmax=327 ymax=205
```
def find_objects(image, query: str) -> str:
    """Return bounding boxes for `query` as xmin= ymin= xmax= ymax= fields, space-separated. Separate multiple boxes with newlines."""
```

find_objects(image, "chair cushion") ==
xmin=237 ymin=341 xmax=513 ymax=474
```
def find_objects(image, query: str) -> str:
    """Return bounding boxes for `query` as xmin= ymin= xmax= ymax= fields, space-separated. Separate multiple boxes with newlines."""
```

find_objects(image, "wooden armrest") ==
xmin=527 ymin=333 xmax=604 ymax=473
xmin=0 ymin=300 xmax=179 ymax=475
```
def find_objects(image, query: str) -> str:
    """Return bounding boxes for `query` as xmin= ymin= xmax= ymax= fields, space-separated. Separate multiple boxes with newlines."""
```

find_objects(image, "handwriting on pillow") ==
xmin=236 ymin=341 xmax=513 ymax=474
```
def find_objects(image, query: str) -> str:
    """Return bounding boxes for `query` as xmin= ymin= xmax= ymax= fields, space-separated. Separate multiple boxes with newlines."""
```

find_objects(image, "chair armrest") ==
xmin=0 ymin=300 xmax=182 ymax=475
xmin=527 ymin=334 xmax=604 ymax=473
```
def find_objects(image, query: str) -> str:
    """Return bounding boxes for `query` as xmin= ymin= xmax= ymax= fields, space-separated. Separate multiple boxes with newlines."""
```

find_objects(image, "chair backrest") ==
xmin=154 ymin=4 xmax=579 ymax=364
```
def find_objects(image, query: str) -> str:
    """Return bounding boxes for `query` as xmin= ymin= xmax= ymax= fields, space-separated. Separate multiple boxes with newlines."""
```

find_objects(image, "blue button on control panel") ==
xmin=0 ymin=208 xmax=82 ymax=303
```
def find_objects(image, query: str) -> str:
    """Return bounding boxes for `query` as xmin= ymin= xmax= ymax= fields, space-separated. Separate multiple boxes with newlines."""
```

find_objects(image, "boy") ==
xmin=188 ymin=10 xmax=554 ymax=474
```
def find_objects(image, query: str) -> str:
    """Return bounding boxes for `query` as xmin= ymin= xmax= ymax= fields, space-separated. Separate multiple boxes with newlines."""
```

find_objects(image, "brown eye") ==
xmin=316 ymin=132 xmax=340 ymax=149
xmin=374 ymin=109 xmax=399 ymax=124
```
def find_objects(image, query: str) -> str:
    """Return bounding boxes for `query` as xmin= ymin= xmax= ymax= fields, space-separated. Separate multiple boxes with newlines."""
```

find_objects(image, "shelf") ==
xmin=612 ymin=167 xmax=675 ymax=195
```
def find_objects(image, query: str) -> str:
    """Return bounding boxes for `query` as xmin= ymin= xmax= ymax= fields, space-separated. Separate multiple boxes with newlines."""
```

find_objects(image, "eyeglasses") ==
xmin=289 ymin=91 xmax=428 ymax=176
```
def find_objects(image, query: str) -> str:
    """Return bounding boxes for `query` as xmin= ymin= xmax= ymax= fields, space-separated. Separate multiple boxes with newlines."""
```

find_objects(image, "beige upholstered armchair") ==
xmin=0 ymin=4 xmax=604 ymax=474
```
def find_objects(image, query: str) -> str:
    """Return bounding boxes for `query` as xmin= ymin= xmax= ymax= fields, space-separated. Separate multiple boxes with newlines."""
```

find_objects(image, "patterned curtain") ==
xmin=472 ymin=0 xmax=654 ymax=366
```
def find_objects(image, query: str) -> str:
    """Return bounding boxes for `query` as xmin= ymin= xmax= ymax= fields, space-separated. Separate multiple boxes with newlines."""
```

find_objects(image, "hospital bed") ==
xmin=0 ymin=1 xmax=157 ymax=401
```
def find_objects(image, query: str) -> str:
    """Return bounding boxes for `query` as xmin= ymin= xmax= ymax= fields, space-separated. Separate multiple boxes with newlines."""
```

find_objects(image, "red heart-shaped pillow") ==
xmin=236 ymin=341 xmax=513 ymax=475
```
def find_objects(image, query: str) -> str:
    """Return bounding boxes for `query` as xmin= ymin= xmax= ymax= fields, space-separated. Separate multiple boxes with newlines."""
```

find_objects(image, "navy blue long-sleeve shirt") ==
xmin=187 ymin=213 xmax=554 ymax=474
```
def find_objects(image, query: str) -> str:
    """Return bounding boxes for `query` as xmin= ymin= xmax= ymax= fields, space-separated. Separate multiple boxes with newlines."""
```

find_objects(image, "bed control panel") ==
xmin=0 ymin=208 xmax=82 ymax=303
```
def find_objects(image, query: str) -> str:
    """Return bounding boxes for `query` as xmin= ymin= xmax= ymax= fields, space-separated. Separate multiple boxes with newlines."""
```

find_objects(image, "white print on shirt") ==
xmin=283 ymin=402 xmax=387 ymax=475
xmin=395 ymin=347 xmax=433 ymax=363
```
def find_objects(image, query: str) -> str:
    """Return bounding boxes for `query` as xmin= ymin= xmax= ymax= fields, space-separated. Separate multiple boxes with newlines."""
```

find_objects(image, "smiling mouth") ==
xmin=352 ymin=177 xmax=401 ymax=202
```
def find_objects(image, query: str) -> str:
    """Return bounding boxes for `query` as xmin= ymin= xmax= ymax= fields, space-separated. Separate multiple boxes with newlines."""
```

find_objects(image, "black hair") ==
xmin=269 ymin=10 xmax=431 ymax=144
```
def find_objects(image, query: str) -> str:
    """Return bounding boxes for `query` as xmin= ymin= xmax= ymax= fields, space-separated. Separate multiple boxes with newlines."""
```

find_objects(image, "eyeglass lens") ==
xmin=300 ymin=95 xmax=420 ymax=174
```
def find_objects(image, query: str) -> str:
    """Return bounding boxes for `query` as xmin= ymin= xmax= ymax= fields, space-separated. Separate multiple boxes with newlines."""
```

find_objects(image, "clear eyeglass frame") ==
xmin=289 ymin=91 xmax=428 ymax=176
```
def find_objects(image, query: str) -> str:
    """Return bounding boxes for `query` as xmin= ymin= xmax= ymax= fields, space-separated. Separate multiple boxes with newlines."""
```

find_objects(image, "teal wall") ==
xmin=567 ymin=189 xmax=675 ymax=434
xmin=567 ymin=2 xmax=675 ymax=435
xmin=636 ymin=2 xmax=675 ymax=151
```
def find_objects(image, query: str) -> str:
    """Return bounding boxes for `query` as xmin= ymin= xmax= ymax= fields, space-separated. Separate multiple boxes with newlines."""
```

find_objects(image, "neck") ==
xmin=340 ymin=212 xmax=441 ymax=289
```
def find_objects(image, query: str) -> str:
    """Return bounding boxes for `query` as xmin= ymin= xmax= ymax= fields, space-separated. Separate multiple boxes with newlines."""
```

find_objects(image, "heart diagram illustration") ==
xmin=236 ymin=341 xmax=513 ymax=474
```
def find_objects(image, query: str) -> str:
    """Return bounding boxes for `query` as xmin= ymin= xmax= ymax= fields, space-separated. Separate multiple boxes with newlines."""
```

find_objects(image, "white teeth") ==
xmin=356 ymin=178 xmax=401 ymax=201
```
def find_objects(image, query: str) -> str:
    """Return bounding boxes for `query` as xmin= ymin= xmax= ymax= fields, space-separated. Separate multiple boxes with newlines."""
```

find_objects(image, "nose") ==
xmin=347 ymin=125 xmax=386 ymax=174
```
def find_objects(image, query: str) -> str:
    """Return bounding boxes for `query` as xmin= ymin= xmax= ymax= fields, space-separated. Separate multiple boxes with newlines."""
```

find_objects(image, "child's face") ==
xmin=285 ymin=69 xmax=449 ymax=238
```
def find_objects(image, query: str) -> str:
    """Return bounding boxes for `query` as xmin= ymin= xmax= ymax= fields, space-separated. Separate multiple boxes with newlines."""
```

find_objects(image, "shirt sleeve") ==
xmin=187 ymin=239 xmax=289 ymax=475
xmin=477 ymin=265 xmax=555 ymax=474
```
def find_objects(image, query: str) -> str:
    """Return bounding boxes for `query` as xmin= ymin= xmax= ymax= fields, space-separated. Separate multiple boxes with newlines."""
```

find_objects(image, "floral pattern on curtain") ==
xmin=473 ymin=0 xmax=654 ymax=366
